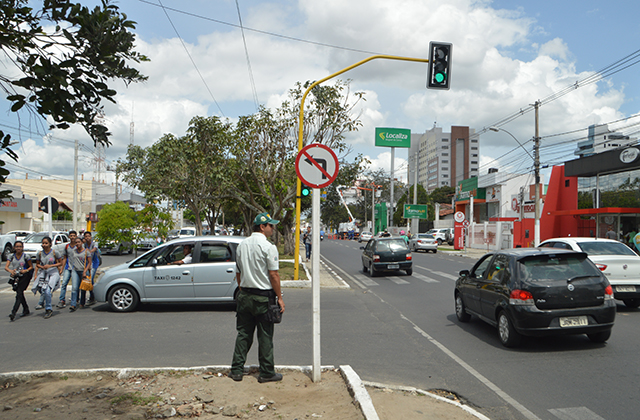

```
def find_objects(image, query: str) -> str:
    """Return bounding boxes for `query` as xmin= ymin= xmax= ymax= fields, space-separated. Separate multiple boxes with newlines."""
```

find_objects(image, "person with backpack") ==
xmin=5 ymin=241 xmax=34 ymax=321
xmin=57 ymin=230 xmax=78 ymax=308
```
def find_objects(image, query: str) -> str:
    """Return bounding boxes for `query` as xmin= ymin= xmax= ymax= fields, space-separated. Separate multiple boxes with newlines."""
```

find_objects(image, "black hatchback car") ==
xmin=361 ymin=237 xmax=412 ymax=276
xmin=454 ymin=248 xmax=615 ymax=347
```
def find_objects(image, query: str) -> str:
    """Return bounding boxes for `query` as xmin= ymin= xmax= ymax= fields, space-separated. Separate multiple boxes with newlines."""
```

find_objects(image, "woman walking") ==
xmin=5 ymin=241 xmax=33 ymax=321
xmin=32 ymin=237 xmax=63 ymax=319
xmin=68 ymin=237 xmax=91 ymax=312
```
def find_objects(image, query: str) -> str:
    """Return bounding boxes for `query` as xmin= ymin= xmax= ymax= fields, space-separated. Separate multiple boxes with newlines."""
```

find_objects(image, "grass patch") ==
xmin=110 ymin=392 xmax=162 ymax=406
xmin=279 ymin=261 xmax=308 ymax=280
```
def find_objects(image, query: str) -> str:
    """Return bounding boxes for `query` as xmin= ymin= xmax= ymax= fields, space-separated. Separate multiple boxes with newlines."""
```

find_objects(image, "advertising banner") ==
xmin=403 ymin=204 xmax=428 ymax=219
xmin=375 ymin=127 xmax=411 ymax=148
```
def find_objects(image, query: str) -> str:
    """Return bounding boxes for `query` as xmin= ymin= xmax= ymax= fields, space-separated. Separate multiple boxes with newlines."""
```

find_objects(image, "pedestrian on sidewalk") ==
xmin=57 ymin=230 xmax=78 ymax=308
xmin=5 ymin=241 xmax=33 ymax=321
xmin=230 ymin=212 xmax=285 ymax=383
xmin=32 ymin=237 xmax=63 ymax=319
xmin=303 ymin=226 xmax=312 ymax=261
xmin=68 ymin=237 xmax=91 ymax=312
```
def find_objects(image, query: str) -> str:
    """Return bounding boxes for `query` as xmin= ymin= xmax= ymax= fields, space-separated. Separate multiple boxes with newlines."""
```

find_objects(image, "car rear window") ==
xmin=376 ymin=239 xmax=408 ymax=252
xmin=518 ymin=254 xmax=600 ymax=281
xmin=576 ymin=241 xmax=638 ymax=256
xmin=418 ymin=234 xmax=435 ymax=239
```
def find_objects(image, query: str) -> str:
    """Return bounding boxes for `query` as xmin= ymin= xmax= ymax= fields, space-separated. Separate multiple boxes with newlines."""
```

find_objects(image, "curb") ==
xmin=0 ymin=364 xmax=380 ymax=420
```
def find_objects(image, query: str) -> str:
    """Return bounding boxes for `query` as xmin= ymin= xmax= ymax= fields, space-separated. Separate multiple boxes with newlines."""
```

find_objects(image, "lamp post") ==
xmin=489 ymin=126 xmax=540 ymax=245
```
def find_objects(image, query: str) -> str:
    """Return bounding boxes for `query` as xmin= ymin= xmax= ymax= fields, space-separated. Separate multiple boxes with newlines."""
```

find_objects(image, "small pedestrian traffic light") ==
xmin=427 ymin=42 xmax=452 ymax=90
xmin=301 ymin=184 xmax=312 ymax=197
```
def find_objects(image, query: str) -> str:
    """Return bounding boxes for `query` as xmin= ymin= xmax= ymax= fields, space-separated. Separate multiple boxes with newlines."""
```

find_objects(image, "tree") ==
xmin=0 ymin=0 xmax=148 ymax=199
xmin=429 ymin=186 xmax=456 ymax=204
xmin=120 ymin=116 xmax=235 ymax=235
xmin=321 ymin=156 xmax=367 ymax=230
xmin=95 ymin=201 xmax=136 ymax=249
xmin=134 ymin=204 xmax=173 ymax=257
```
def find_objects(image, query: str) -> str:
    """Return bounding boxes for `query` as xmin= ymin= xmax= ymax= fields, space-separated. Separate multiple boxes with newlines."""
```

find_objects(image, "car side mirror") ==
xmin=459 ymin=269 xmax=470 ymax=277
xmin=151 ymin=258 xmax=158 ymax=267
xmin=359 ymin=246 xmax=365 ymax=250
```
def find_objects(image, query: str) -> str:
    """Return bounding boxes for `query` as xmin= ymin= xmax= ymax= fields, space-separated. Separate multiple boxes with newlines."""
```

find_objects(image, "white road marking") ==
xmin=360 ymin=277 xmax=379 ymax=287
xmin=416 ymin=265 xmax=458 ymax=280
xmin=389 ymin=278 xmax=410 ymax=285
xmin=548 ymin=407 xmax=606 ymax=420
xmin=412 ymin=272 xmax=439 ymax=283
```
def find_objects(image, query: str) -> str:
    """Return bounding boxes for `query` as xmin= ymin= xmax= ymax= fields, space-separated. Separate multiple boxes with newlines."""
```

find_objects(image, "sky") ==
xmin=3 ymin=0 xmax=640 ymax=192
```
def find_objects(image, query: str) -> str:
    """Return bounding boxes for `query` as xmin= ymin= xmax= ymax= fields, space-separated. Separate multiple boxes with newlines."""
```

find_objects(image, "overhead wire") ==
xmin=235 ymin=0 xmax=260 ymax=112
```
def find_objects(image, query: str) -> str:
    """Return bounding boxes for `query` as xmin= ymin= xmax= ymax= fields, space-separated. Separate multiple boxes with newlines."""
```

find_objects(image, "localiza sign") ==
xmin=375 ymin=127 xmax=411 ymax=148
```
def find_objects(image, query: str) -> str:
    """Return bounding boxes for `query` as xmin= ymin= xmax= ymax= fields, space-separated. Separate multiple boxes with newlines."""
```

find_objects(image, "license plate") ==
xmin=616 ymin=286 xmax=636 ymax=292
xmin=559 ymin=316 xmax=588 ymax=328
xmin=387 ymin=264 xmax=399 ymax=269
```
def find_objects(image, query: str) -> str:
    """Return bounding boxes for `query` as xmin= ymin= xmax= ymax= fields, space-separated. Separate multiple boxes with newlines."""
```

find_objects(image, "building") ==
xmin=574 ymin=124 xmax=637 ymax=157
xmin=408 ymin=126 xmax=479 ymax=192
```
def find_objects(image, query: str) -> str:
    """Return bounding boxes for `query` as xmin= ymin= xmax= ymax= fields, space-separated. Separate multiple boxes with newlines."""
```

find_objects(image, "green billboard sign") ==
xmin=403 ymin=204 xmax=428 ymax=219
xmin=375 ymin=127 xmax=411 ymax=148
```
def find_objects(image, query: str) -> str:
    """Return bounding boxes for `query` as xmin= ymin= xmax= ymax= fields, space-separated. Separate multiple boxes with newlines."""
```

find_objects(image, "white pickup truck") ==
xmin=0 ymin=233 xmax=16 ymax=261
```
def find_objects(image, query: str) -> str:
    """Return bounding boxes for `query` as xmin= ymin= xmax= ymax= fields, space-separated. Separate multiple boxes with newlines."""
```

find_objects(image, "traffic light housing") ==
xmin=301 ymin=184 xmax=312 ymax=197
xmin=427 ymin=42 xmax=452 ymax=90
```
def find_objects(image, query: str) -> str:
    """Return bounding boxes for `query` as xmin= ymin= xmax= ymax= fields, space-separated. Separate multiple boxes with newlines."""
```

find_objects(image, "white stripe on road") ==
xmin=358 ymin=276 xmax=379 ymax=287
xmin=548 ymin=407 xmax=606 ymax=420
xmin=415 ymin=265 xmax=458 ymax=280
xmin=412 ymin=272 xmax=439 ymax=283
xmin=389 ymin=278 xmax=410 ymax=285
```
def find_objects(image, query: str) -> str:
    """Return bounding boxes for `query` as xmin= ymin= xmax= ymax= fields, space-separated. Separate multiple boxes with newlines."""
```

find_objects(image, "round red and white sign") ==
xmin=454 ymin=211 xmax=465 ymax=223
xmin=295 ymin=143 xmax=339 ymax=189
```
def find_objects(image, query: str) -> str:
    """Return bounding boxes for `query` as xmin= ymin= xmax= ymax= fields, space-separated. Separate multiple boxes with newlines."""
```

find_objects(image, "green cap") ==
xmin=253 ymin=212 xmax=280 ymax=226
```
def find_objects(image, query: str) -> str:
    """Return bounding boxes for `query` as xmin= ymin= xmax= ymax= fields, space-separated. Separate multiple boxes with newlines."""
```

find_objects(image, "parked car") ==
xmin=358 ymin=231 xmax=373 ymax=243
xmin=361 ymin=237 xmax=412 ymax=276
xmin=0 ymin=232 xmax=17 ymax=261
xmin=7 ymin=230 xmax=33 ymax=242
xmin=99 ymin=239 xmax=133 ymax=255
xmin=427 ymin=228 xmax=453 ymax=245
xmin=93 ymin=236 xmax=243 ymax=312
xmin=409 ymin=233 xmax=438 ymax=253
xmin=454 ymin=248 xmax=615 ymax=347
xmin=178 ymin=227 xmax=196 ymax=238
xmin=22 ymin=231 xmax=70 ymax=260
xmin=136 ymin=232 xmax=159 ymax=251
xmin=539 ymin=237 xmax=640 ymax=308
xmin=167 ymin=229 xmax=180 ymax=242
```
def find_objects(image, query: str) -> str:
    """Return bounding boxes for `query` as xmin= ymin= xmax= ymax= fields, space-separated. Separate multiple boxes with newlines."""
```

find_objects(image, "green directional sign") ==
xmin=403 ymin=204 xmax=428 ymax=219
xmin=375 ymin=127 xmax=411 ymax=148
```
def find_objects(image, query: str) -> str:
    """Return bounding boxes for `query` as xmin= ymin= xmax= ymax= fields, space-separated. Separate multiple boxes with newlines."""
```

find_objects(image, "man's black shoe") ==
xmin=228 ymin=372 xmax=243 ymax=382
xmin=21 ymin=310 xmax=30 ymax=317
xmin=258 ymin=373 xmax=283 ymax=383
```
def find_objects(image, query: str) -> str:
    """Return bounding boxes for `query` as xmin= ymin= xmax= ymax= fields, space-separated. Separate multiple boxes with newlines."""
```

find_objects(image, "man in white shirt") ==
xmin=230 ymin=212 xmax=284 ymax=383
xmin=170 ymin=245 xmax=192 ymax=265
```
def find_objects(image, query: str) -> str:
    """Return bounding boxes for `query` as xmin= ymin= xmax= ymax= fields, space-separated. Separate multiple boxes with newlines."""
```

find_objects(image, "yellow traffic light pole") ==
xmin=293 ymin=54 xmax=429 ymax=279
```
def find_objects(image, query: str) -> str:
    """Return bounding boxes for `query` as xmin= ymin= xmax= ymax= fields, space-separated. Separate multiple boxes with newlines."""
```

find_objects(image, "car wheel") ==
xmin=498 ymin=311 xmax=521 ymax=347
xmin=128 ymin=246 xmax=133 ymax=254
xmin=405 ymin=268 xmax=412 ymax=276
xmin=433 ymin=249 xmax=438 ymax=254
xmin=362 ymin=262 xmax=368 ymax=273
xmin=455 ymin=293 xmax=471 ymax=322
xmin=623 ymin=298 xmax=640 ymax=308
xmin=116 ymin=245 xmax=123 ymax=255
xmin=587 ymin=330 xmax=611 ymax=343
xmin=370 ymin=262 xmax=378 ymax=277
xmin=436 ymin=238 xmax=443 ymax=245
xmin=108 ymin=285 xmax=139 ymax=312
xmin=3 ymin=244 xmax=12 ymax=261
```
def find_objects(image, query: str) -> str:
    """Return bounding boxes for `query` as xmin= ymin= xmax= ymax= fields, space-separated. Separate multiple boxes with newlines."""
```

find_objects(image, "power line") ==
xmin=235 ymin=0 xmax=260 ymax=111
xmin=156 ymin=0 xmax=225 ymax=117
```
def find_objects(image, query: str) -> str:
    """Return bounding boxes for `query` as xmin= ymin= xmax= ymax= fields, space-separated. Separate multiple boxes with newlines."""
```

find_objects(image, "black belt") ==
xmin=241 ymin=287 xmax=274 ymax=297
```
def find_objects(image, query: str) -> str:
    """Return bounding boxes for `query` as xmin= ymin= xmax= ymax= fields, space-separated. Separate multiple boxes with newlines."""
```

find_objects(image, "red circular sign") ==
xmin=295 ymin=143 xmax=339 ymax=189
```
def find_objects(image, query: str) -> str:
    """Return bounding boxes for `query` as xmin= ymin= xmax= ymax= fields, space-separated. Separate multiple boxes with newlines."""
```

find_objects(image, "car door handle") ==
xmin=182 ymin=271 xmax=190 ymax=275
xmin=226 ymin=269 xmax=234 ymax=273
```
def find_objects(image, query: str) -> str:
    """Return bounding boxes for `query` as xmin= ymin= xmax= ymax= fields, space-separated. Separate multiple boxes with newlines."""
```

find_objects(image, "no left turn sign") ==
xmin=295 ymin=143 xmax=339 ymax=189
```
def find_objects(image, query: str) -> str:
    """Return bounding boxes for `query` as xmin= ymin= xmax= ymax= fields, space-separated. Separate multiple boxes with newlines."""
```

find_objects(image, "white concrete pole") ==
xmin=312 ymin=187 xmax=321 ymax=382
xmin=390 ymin=147 xmax=395 ymax=228
xmin=73 ymin=139 xmax=78 ymax=232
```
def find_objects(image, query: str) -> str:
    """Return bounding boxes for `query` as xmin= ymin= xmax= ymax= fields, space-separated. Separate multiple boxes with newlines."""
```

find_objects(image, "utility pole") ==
xmin=73 ymin=139 xmax=79 ymax=232
xmin=413 ymin=155 xmax=418 ymax=234
xmin=534 ymin=100 xmax=541 ymax=246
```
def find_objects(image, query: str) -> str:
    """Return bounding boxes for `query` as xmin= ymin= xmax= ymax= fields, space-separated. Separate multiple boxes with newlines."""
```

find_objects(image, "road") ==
xmin=2 ymin=243 xmax=639 ymax=420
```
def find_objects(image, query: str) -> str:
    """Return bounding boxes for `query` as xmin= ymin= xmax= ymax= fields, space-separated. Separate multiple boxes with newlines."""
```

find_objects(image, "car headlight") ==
xmin=93 ymin=270 xmax=106 ymax=285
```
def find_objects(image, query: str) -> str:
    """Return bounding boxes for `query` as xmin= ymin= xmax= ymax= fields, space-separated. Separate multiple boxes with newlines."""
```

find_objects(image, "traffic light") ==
xmin=427 ymin=42 xmax=452 ymax=90
xmin=301 ymin=184 xmax=312 ymax=197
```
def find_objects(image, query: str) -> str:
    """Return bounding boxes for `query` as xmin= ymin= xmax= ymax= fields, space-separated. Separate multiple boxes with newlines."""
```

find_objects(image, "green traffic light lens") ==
xmin=302 ymin=188 xmax=310 ymax=197
xmin=435 ymin=73 xmax=445 ymax=83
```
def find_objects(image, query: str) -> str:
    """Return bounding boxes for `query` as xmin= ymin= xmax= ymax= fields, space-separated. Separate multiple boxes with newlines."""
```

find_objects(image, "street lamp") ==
xmin=489 ymin=126 xmax=540 ymax=245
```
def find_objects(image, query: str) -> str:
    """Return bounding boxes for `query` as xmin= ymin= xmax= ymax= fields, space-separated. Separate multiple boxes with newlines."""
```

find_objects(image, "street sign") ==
xmin=462 ymin=219 xmax=470 ymax=228
xmin=454 ymin=211 xmax=465 ymax=223
xmin=295 ymin=143 xmax=339 ymax=188
xmin=374 ymin=127 xmax=411 ymax=148
xmin=39 ymin=196 xmax=59 ymax=214
xmin=403 ymin=204 xmax=428 ymax=219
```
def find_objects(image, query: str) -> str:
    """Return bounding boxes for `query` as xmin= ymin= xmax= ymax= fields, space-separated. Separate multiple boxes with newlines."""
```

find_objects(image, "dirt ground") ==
xmin=0 ymin=368 xmax=483 ymax=420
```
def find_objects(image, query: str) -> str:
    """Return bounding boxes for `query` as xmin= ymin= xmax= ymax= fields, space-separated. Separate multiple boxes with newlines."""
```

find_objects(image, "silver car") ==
xmin=93 ymin=236 xmax=243 ymax=312
xmin=409 ymin=233 xmax=438 ymax=253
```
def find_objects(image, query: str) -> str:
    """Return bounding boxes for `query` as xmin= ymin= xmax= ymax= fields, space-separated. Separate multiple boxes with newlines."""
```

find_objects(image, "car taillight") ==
xmin=595 ymin=263 xmax=607 ymax=271
xmin=509 ymin=289 xmax=534 ymax=305
xmin=604 ymin=285 xmax=614 ymax=300
xmin=373 ymin=255 xmax=380 ymax=262
xmin=406 ymin=253 xmax=412 ymax=261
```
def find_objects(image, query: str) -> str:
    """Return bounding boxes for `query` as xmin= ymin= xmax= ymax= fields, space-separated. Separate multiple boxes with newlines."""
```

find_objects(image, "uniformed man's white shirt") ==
xmin=236 ymin=232 xmax=279 ymax=290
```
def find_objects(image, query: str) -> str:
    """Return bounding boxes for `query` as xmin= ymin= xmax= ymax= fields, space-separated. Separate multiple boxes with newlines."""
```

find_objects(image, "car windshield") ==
xmin=418 ymin=234 xmax=435 ymax=239
xmin=376 ymin=239 xmax=407 ymax=252
xmin=180 ymin=229 xmax=195 ymax=235
xmin=577 ymin=241 xmax=637 ymax=256
xmin=24 ymin=233 xmax=47 ymax=243
xmin=518 ymin=254 xmax=599 ymax=281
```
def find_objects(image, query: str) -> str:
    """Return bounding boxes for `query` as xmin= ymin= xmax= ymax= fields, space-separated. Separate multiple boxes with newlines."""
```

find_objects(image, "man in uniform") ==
xmin=230 ymin=212 xmax=285 ymax=383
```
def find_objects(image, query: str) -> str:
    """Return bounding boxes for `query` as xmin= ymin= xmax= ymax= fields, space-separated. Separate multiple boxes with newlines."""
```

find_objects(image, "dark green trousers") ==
xmin=231 ymin=291 xmax=275 ymax=377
